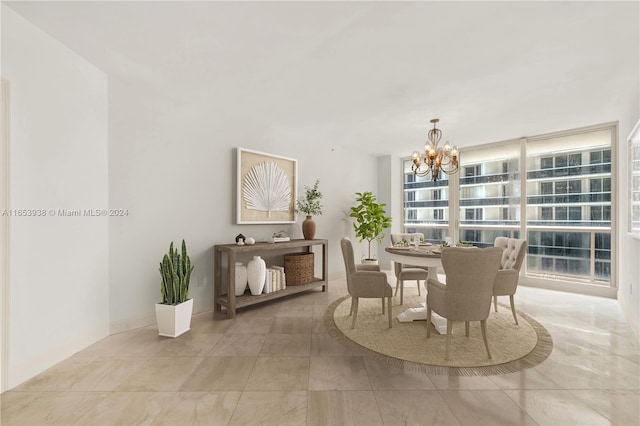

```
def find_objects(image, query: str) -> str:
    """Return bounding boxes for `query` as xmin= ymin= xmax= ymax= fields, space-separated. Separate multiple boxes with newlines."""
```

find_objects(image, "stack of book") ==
xmin=263 ymin=265 xmax=286 ymax=294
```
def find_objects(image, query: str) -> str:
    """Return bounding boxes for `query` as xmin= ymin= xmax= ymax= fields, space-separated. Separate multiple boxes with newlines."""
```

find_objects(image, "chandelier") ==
xmin=411 ymin=118 xmax=459 ymax=181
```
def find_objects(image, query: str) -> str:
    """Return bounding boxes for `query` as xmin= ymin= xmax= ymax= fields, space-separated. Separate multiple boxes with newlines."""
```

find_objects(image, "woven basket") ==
xmin=284 ymin=252 xmax=314 ymax=286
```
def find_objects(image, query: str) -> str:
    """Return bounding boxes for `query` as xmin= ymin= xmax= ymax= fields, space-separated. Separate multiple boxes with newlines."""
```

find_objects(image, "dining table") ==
xmin=385 ymin=245 xmax=446 ymax=331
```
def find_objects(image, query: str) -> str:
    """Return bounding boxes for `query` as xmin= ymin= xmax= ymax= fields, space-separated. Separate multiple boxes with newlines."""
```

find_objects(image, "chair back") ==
xmin=390 ymin=233 xmax=424 ymax=276
xmin=340 ymin=237 xmax=357 ymax=289
xmin=440 ymin=247 xmax=503 ymax=321
xmin=494 ymin=237 xmax=527 ymax=271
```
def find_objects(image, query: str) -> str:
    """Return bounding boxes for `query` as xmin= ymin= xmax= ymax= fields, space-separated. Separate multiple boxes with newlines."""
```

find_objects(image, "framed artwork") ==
xmin=237 ymin=148 xmax=297 ymax=224
xmin=629 ymin=120 xmax=640 ymax=239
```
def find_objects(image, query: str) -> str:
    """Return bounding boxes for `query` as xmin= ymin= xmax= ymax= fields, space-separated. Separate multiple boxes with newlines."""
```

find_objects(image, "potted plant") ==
xmin=295 ymin=179 xmax=323 ymax=240
xmin=156 ymin=239 xmax=194 ymax=338
xmin=349 ymin=191 xmax=392 ymax=263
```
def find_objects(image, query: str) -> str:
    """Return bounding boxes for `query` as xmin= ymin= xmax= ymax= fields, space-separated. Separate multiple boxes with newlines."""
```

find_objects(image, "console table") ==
xmin=214 ymin=239 xmax=328 ymax=318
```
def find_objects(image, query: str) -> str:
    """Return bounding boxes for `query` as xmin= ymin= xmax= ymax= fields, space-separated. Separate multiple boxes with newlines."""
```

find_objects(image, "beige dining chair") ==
xmin=426 ymin=247 xmax=503 ymax=360
xmin=390 ymin=233 xmax=429 ymax=305
xmin=340 ymin=237 xmax=393 ymax=329
xmin=493 ymin=237 xmax=528 ymax=325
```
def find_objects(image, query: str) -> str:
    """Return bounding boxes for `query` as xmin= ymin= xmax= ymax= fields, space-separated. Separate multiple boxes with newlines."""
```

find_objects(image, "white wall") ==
xmin=618 ymin=117 xmax=640 ymax=340
xmin=1 ymin=6 xmax=109 ymax=388
xmin=107 ymin=76 xmax=377 ymax=331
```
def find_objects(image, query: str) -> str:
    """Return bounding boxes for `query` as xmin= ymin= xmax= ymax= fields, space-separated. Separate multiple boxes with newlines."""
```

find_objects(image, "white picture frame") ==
xmin=236 ymin=147 xmax=297 ymax=224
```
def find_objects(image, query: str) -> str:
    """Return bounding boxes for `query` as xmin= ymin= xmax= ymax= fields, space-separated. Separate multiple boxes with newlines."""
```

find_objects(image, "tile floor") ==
xmin=1 ymin=275 xmax=639 ymax=425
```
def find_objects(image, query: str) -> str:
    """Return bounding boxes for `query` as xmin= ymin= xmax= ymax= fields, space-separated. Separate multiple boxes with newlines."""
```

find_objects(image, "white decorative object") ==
xmin=237 ymin=148 xmax=297 ymax=224
xmin=242 ymin=161 xmax=291 ymax=218
xmin=245 ymin=237 xmax=255 ymax=245
xmin=247 ymin=256 xmax=266 ymax=295
xmin=237 ymin=239 xmax=245 ymax=246
xmin=235 ymin=262 xmax=248 ymax=296
xmin=155 ymin=299 xmax=193 ymax=338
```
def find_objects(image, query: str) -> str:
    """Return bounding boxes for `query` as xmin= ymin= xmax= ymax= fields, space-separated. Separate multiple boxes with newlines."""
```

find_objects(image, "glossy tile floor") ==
xmin=2 ymin=275 xmax=639 ymax=425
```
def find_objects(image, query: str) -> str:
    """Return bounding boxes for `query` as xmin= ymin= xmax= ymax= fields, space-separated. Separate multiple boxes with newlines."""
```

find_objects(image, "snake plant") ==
xmin=159 ymin=239 xmax=193 ymax=305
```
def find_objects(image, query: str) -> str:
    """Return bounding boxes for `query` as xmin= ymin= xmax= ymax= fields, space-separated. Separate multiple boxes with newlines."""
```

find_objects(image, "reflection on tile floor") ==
xmin=2 ymin=276 xmax=639 ymax=425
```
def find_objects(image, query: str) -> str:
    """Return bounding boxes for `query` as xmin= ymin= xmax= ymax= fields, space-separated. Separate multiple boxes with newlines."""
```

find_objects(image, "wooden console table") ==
xmin=214 ymin=239 xmax=328 ymax=318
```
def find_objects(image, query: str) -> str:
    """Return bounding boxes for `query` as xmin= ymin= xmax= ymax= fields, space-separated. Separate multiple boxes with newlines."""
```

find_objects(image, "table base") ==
xmin=397 ymin=303 xmax=447 ymax=334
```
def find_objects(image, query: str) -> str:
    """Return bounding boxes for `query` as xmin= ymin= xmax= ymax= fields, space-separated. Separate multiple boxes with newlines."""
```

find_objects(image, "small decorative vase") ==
xmin=247 ymin=256 xmax=266 ymax=295
xmin=302 ymin=215 xmax=316 ymax=240
xmin=235 ymin=262 xmax=248 ymax=296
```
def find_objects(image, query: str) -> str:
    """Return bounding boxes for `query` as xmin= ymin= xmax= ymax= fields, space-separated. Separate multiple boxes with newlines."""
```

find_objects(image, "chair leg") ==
xmin=416 ymin=280 xmax=421 ymax=296
xmin=351 ymin=298 xmax=359 ymax=329
xmin=426 ymin=307 xmax=432 ymax=338
xmin=349 ymin=296 xmax=355 ymax=316
xmin=388 ymin=297 xmax=392 ymax=328
xmin=381 ymin=297 xmax=385 ymax=314
xmin=400 ymin=279 xmax=404 ymax=305
xmin=445 ymin=320 xmax=453 ymax=361
xmin=480 ymin=319 xmax=491 ymax=359
xmin=493 ymin=295 xmax=498 ymax=312
xmin=509 ymin=295 xmax=518 ymax=325
xmin=465 ymin=321 xmax=470 ymax=337
xmin=394 ymin=277 xmax=400 ymax=296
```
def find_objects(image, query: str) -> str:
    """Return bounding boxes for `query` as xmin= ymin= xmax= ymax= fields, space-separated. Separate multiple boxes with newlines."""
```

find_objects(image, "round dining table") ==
xmin=385 ymin=245 xmax=445 ymax=329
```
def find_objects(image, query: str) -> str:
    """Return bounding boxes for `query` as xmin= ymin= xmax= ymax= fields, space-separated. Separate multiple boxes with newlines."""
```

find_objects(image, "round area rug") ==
xmin=324 ymin=294 xmax=552 ymax=376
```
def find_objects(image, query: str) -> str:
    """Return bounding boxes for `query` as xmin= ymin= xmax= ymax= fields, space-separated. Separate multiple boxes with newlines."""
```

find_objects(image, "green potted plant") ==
xmin=295 ymin=179 xmax=323 ymax=240
xmin=349 ymin=191 xmax=392 ymax=263
xmin=156 ymin=239 xmax=194 ymax=338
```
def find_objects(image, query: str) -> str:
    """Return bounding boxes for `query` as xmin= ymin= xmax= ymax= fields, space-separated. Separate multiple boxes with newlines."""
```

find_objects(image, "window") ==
xmin=569 ymin=206 xmax=582 ymax=221
xmin=556 ymin=206 xmax=568 ymax=221
xmin=555 ymin=155 xmax=567 ymax=168
xmin=465 ymin=165 xmax=482 ymax=177
xmin=569 ymin=180 xmax=581 ymax=194
xmin=404 ymin=124 xmax=614 ymax=288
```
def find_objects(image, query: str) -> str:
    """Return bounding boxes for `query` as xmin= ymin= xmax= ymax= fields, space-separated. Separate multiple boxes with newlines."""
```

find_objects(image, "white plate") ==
xmin=432 ymin=249 xmax=442 ymax=254
xmin=390 ymin=246 xmax=412 ymax=250
xmin=419 ymin=242 xmax=432 ymax=246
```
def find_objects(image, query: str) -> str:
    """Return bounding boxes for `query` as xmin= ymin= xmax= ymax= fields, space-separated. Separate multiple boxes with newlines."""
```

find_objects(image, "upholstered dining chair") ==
xmin=390 ymin=233 xmax=429 ymax=305
xmin=340 ymin=237 xmax=393 ymax=329
xmin=493 ymin=237 xmax=528 ymax=325
xmin=426 ymin=247 xmax=503 ymax=360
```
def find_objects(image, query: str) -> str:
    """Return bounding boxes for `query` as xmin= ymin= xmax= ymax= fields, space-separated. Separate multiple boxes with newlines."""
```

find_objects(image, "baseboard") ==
xmin=520 ymin=277 xmax=617 ymax=299
xmin=8 ymin=323 xmax=109 ymax=390
xmin=618 ymin=292 xmax=640 ymax=343
xmin=110 ymin=300 xmax=215 ymax=335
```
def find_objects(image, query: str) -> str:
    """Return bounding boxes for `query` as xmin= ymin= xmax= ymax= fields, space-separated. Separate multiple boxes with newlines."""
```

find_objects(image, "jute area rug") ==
xmin=324 ymin=294 xmax=553 ymax=376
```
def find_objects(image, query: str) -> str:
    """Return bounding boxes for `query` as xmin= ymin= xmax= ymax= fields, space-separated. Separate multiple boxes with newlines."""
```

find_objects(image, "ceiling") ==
xmin=3 ymin=1 xmax=639 ymax=156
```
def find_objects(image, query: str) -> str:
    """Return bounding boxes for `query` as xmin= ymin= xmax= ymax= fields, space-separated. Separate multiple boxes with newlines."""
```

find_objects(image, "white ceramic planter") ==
xmin=155 ymin=298 xmax=193 ymax=338
xmin=247 ymin=255 xmax=266 ymax=295
xmin=235 ymin=262 xmax=248 ymax=296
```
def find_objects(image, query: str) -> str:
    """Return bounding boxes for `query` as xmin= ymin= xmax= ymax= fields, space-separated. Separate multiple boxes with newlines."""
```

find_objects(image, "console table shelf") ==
xmin=214 ymin=239 xmax=328 ymax=318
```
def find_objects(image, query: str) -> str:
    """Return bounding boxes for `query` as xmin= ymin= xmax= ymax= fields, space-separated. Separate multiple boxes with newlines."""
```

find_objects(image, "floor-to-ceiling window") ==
xmin=526 ymin=129 xmax=613 ymax=284
xmin=402 ymin=123 xmax=616 ymax=289
xmin=402 ymin=162 xmax=450 ymax=243
xmin=459 ymin=141 xmax=521 ymax=246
